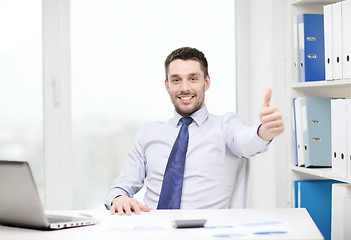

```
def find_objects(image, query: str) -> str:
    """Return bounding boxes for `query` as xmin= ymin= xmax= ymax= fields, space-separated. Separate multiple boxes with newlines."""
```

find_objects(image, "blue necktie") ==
xmin=157 ymin=117 xmax=193 ymax=209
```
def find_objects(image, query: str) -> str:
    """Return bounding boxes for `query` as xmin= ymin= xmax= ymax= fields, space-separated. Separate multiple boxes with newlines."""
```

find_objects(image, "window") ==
xmin=0 ymin=0 xmax=44 ymax=199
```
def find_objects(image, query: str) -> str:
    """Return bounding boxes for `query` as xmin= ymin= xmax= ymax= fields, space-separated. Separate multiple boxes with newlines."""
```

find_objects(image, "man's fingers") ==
xmin=130 ymin=201 xmax=141 ymax=215
xmin=110 ymin=204 xmax=117 ymax=215
xmin=122 ymin=201 xmax=133 ymax=215
xmin=117 ymin=204 xmax=125 ymax=215
xmin=110 ymin=196 xmax=150 ymax=216
xmin=260 ymin=106 xmax=278 ymax=117
xmin=262 ymin=119 xmax=284 ymax=130
xmin=130 ymin=200 xmax=151 ymax=215
xmin=263 ymin=88 xmax=272 ymax=107
xmin=140 ymin=203 xmax=151 ymax=212
xmin=261 ymin=109 xmax=281 ymax=123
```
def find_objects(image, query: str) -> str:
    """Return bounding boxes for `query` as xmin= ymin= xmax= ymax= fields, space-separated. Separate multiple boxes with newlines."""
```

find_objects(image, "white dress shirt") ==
xmin=105 ymin=106 xmax=270 ymax=210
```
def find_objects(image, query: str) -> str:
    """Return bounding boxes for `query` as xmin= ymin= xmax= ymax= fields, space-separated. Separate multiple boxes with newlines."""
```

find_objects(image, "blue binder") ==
xmin=298 ymin=14 xmax=325 ymax=82
xmin=300 ymin=97 xmax=331 ymax=167
xmin=294 ymin=180 xmax=340 ymax=240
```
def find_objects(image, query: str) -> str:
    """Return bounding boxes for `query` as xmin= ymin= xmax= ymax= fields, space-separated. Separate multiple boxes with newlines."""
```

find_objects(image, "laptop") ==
xmin=0 ymin=160 xmax=99 ymax=230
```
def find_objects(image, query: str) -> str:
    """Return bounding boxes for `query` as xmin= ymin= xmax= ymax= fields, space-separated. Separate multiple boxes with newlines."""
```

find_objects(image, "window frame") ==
xmin=43 ymin=0 xmax=73 ymax=210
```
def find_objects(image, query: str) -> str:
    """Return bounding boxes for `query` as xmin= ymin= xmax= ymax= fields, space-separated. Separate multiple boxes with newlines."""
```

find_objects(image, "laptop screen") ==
xmin=0 ymin=160 xmax=50 ymax=228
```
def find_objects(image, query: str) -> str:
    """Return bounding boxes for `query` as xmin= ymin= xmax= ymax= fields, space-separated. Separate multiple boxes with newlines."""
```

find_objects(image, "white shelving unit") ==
xmin=288 ymin=0 xmax=351 ymax=198
xmin=291 ymin=0 xmax=339 ymax=4
xmin=291 ymin=78 xmax=351 ymax=88
xmin=287 ymin=2 xmax=351 ymax=238
xmin=291 ymin=166 xmax=351 ymax=183
xmin=291 ymin=79 xmax=351 ymax=98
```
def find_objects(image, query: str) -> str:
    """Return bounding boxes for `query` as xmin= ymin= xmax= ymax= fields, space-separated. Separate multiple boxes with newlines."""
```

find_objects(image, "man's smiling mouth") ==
xmin=180 ymin=96 xmax=193 ymax=101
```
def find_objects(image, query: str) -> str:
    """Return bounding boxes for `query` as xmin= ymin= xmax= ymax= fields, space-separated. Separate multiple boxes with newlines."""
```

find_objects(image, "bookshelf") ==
xmin=288 ymin=0 xmax=351 ymax=238
xmin=288 ymin=0 xmax=351 ymax=187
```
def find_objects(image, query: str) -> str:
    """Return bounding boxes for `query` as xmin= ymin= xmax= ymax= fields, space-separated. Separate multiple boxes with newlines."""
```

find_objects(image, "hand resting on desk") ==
xmin=110 ymin=195 xmax=151 ymax=215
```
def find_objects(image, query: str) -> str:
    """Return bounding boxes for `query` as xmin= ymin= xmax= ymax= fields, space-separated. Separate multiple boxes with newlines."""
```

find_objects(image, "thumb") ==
xmin=263 ymin=88 xmax=272 ymax=107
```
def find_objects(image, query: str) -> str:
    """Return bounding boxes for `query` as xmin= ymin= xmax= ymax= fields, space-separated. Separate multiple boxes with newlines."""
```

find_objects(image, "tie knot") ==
xmin=180 ymin=117 xmax=193 ymax=126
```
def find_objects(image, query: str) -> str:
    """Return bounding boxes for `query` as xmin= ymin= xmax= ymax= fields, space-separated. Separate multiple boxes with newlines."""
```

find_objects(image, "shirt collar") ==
xmin=171 ymin=105 xmax=209 ymax=127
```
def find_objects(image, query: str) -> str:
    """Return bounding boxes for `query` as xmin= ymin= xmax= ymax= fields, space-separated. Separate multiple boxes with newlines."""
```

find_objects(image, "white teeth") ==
xmin=181 ymin=96 xmax=192 ymax=100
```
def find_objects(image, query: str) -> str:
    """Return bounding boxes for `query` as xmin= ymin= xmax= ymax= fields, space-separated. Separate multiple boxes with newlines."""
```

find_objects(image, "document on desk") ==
xmin=99 ymin=211 xmax=292 ymax=239
xmin=99 ymin=211 xmax=172 ymax=231
xmin=204 ymin=218 xmax=291 ymax=239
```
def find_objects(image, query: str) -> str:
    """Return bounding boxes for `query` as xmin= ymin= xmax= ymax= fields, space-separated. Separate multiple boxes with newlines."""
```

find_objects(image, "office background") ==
xmin=236 ymin=0 xmax=287 ymax=209
xmin=0 ymin=0 xmax=287 ymax=210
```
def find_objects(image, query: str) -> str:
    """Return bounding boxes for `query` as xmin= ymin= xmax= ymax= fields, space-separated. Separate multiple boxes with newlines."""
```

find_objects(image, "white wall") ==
xmin=236 ymin=0 xmax=290 ymax=208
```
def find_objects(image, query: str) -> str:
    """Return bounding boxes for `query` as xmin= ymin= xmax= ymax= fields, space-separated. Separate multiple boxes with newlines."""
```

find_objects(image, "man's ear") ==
xmin=205 ymin=75 xmax=211 ymax=91
xmin=165 ymin=79 xmax=170 ymax=93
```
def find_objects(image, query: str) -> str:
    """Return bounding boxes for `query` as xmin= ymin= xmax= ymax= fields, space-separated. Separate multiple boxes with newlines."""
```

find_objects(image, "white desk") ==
xmin=0 ymin=208 xmax=323 ymax=240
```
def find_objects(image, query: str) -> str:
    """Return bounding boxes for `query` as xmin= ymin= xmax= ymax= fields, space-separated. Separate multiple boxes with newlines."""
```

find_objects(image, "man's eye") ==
xmin=172 ymin=79 xmax=180 ymax=83
xmin=190 ymin=77 xmax=197 ymax=81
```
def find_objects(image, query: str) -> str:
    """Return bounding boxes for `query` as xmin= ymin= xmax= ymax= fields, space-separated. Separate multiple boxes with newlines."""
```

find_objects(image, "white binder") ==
xmin=331 ymin=183 xmax=351 ymax=240
xmin=342 ymin=0 xmax=351 ymax=79
xmin=324 ymin=4 xmax=333 ymax=80
xmin=331 ymin=99 xmax=348 ymax=176
xmin=347 ymin=99 xmax=351 ymax=177
xmin=345 ymin=197 xmax=351 ymax=239
xmin=294 ymin=98 xmax=305 ymax=166
xmin=332 ymin=2 xmax=343 ymax=80
xmin=292 ymin=17 xmax=299 ymax=82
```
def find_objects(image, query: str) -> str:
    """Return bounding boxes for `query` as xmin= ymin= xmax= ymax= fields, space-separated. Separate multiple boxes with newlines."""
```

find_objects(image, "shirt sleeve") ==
xmin=104 ymin=127 xmax=147 ymax=210
xmin=222 ymin=113 xmax=271 ymax=158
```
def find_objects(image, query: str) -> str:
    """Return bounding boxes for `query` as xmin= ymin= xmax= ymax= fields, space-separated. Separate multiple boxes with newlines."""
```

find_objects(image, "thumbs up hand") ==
xmin=258 ymin=88 xmax=284 ymax=142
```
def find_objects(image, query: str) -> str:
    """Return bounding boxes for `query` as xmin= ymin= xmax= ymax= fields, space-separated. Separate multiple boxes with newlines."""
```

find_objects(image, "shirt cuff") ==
xmin=242 ymin=124 xmax=271 ymax=158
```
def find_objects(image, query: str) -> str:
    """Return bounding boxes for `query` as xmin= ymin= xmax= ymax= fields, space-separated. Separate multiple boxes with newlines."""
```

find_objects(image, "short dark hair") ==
xmin=164 ymin=47 xmax=208 ymax=81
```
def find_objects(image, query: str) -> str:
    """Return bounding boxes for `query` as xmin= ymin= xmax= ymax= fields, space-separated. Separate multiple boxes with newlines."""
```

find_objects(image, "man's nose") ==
xmin=180 ymin=80 xmax=190 ymax=91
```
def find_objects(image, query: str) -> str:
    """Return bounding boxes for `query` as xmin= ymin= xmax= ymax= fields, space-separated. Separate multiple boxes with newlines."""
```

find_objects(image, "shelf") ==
xmin=291 ymin=79 xmax=351 ymax=89
xmin=291 ymin=0 xmax=340 ymax=5
xmin=291 ymin=165 xmax=351 ymax=183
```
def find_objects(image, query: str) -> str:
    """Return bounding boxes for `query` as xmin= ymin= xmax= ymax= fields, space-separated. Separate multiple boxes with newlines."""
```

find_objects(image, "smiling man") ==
xmin=165 ymin=58 xmax=210 ymax=117
xmin=105 ymin=47 xmax=284 ymax=215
